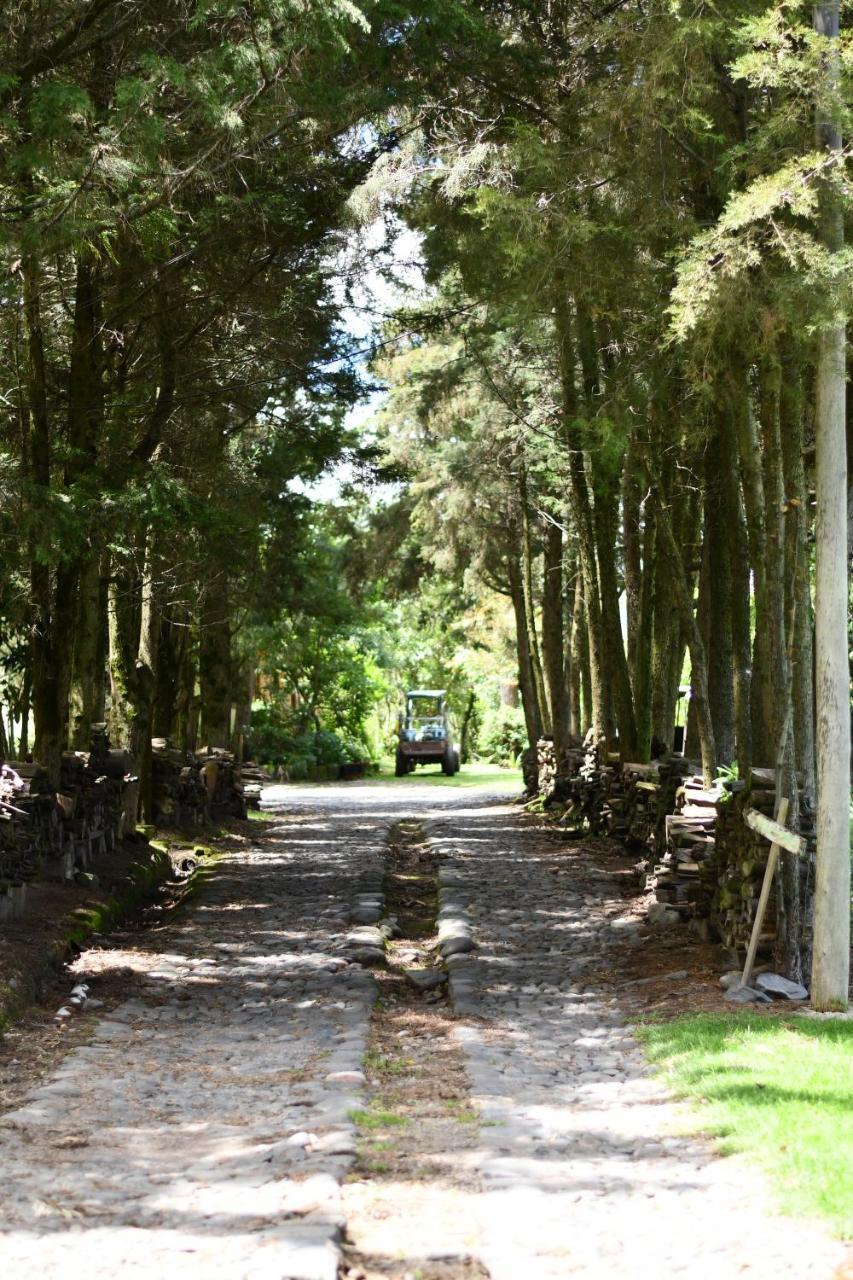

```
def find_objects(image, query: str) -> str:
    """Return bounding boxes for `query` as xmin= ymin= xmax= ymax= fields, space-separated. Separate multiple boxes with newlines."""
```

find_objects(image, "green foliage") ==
xmin=478 ymin=704 xmax=526 ymax=766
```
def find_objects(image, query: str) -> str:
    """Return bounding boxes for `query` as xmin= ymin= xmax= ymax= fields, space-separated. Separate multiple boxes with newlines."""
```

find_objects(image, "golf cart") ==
xmin=395 ymin=689 xmax=460 ymax=777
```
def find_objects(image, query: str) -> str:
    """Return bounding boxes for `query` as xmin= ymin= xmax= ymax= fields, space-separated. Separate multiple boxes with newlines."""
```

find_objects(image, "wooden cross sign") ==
xmin=740 ymin=798 xmax=806 ymax=990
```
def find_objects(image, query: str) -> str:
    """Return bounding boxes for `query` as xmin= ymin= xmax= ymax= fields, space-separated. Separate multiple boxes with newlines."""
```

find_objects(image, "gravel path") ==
xmin=0 ymin=781 xmax=847 ymax=1280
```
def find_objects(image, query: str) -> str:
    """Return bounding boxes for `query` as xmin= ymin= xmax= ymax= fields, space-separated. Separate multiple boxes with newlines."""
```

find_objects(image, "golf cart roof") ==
xmin=406 ymin=689 xmax=446 ymax=698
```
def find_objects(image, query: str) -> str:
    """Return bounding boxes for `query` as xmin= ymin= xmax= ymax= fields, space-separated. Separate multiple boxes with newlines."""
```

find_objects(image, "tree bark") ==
xmin=518 ymin=467 xmax=550 ymax=733
xmin=553 ymin=292 xmax=607 ymax=744
xmin=811 ymin=0 xmax=849 ymax=1011
xmin=722 ymin=365 xmax=754 ymax=779
xmin=508 ymin=553 xmax=544 ymax=747
xmin=541 ymin=519 xmax=569 ymax=776
xmin=651 ymin=484 xmax=717 ymax=784
xmin=199 ymin=574 xmax=233 ymax=750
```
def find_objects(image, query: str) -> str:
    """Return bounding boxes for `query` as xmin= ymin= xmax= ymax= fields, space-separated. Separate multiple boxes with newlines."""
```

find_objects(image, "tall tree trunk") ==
xmin=632 ymin=505 xmax=655 ymax=760
xmin=650 ymin=484 xmax=717 ymax=785
xmin=564 ymin=549 xmax=579 ymax=736
xmin=594 ymin=480 xmax=638 ymax=753
xmin=622 ymin=442 xmax=643 ymax=693
xmin=705 ymin=421 xmax=736 ymax=764
xmin=22 ymin=255 xmax=68 ymax=782
xmin=18 ymin=662 xmax=31 ymax=759
xmin=736 ymin=397 xmax=773 ymax=764
xmin=759 ymin=342 xmax=808 ymax=979
xmin=780 ymin=355 xmax=815 ymax=802
xmin=553 ymin=292 xmax=607 ymax=744
xmin=541 ymin=519 xmax=569 ymax=774
xmin=199 ymin=575 xmax=233 ymax=750
xmin=811 ymin=0 xmax=849 ymax=1011
xmin=517 ymin=464 xmax=549 ymax=732
xmin=108 ymin=538 xmax=159 ymax=826
xmin=722 ymin=365 xmax=754 ymax=779
xmin=69 ymin=556 xmax=108 ymax=748
xmin=508 ymin=554 xmax=544 ymax=747
xmin=569 ymin=564 xmax=586 ymax=737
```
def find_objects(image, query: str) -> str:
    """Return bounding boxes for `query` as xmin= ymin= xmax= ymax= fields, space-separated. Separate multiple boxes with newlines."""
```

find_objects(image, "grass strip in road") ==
xmin=636 ymin=1012 xmax=853 ymax=1238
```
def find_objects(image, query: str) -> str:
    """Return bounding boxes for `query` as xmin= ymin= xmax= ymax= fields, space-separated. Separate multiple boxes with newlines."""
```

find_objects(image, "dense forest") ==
xmin=0 ymin=2 xmax=849 ymax=1005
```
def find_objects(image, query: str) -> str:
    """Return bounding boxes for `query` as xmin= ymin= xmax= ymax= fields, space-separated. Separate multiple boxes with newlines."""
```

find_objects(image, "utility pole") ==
xmin=811 ymin=1 xmax=850 ymax=1011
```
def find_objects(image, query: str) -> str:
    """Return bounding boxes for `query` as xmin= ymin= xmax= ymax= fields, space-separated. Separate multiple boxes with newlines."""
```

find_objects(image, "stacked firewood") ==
xmin=537 ymin=737 xmax=557 ymax=798
xmin=648 ymin=756 xmax=695 ymax=856
xmin=151 ymin=740 xmax=208 ymax=826
xmin=151 ymin=741 xmax=259 ymax=825
xmin=620 ymin=761 xmax=662 ymax=849
xmin=536 ymin=735 xmax=585 ymax=802
xmin=710 ymin=769 xmax=814 ymax=955
xmin=567 ymin=737 xmax=621 ymax=832
xmin=0 ymin=736 xmax=132 ymax=917
xmin=650 ymin=776 xmax=722 ymax=921
xmin=196 ymin=748 xmax=249 ymax=820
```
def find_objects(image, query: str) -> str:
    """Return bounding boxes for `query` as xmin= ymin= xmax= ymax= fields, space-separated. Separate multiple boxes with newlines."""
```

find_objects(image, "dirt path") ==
xmin=0 ymin=781 xmax=847 ymax=1279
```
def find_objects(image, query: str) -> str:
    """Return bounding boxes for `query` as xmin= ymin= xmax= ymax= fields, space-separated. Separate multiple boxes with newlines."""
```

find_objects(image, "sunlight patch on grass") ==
xmin=636 ymin=1013 xmax=853 ymax=1237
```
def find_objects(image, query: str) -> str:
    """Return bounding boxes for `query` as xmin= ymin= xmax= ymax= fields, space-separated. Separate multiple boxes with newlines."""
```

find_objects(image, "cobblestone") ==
xmin=0 ymin=782 xmax=847 ymax=1280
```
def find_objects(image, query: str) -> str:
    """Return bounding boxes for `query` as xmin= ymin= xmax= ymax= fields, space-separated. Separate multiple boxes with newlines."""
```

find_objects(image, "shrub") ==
xmin=478 ymin=704 xmax=526 ymax=765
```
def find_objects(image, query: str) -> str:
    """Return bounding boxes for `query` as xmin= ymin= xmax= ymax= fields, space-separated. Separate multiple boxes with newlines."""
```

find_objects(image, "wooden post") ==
xmin=741 ymin=797 xmax=789 ymax=990
xmin=812 ymin=0 xmax=850 ymax=1012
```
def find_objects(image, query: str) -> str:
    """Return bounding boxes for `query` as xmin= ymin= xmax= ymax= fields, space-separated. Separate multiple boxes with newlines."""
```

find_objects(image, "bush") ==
xmin=478 ymin=704 xmax=527 ymax=765
xmin=246 ymin=707 xmax=373 ymax=772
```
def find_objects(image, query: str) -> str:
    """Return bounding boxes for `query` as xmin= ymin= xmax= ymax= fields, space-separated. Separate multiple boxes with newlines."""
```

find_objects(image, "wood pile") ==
xmin=710 ymin=768 xmax=815 ymax=956
xmin=540 ymin=741 xmax=815 ymax=952
xmin=152 ymin=740 xmax=208 ymax=826
xmin=536 ymin=735 xmax=584 ymax=802
xmin=0 ymin=732 xmax=132 ymax=918
xmin=197 ymin=748 xmax=249 ymax=820
xmin=619 ymin=761 xmax=662 ymax=849
xmin=650 ymin=776 xmax=722 ymax=922
xmin=566 ymin=736 xmax=621 ymax=832
xmin=0 ymin=727 xmax=266 ymax=924
xmin=151 ymin=740 xmax=260 ymax=825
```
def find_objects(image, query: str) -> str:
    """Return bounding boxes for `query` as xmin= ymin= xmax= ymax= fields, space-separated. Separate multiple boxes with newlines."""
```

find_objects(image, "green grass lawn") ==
xmin=637 ymin=1013 xmax=853 ymax=1238
xmin=375 ymin=759 xmax=522 ymax=790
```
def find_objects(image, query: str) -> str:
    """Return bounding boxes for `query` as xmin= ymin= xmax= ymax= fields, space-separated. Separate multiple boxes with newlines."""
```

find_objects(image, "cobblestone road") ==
xmin=425 ymin=795 xmax=847 ymax=1280
xmin=0 ymin=782 xmax=846 ymax=1280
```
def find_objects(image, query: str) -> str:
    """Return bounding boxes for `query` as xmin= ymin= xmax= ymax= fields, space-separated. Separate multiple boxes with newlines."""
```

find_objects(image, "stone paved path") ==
xmin=425 ymin=795 xmax=848 ymax=1280
xmin=0 ymin=781 xmax=847 ymax=1279
xmin=0 ymin=801 xmax=390 ymax=1279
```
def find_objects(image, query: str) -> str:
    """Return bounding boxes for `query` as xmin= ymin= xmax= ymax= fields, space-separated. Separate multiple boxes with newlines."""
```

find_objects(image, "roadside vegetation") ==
xmin=638 ymin=1014 xmax=853 ymax=1237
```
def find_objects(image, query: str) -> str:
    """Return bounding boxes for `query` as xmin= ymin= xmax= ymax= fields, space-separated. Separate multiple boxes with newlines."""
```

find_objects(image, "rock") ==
xmin=349 ymin=906 xmax=381 ymax=924
xmin=609 ymin=918 xmax=642 ymax=934
xmin=324 ymin=1070 xmax=366 ymax=1086
xmin=308 ymin=1130 xmax=357 ymax=1155
xmin=403 ymin=968 xmax=448 ymax=991
xmin=719 ymin=971 xmax=743 ymax=990
xmin=348 ymin=947 xmax=386 ymax=967
xmin=348 ymin=906 xmax=381 ymax=926
xmin=724 ymin=984 xmax=772 ymax=1005
xmin=647 ymin=902 xmax=680 ymax=926
xmin=755 ymin=973 xmax=809 ymax=1001
xmin=439 ymin=933 xmax=475 ymax=958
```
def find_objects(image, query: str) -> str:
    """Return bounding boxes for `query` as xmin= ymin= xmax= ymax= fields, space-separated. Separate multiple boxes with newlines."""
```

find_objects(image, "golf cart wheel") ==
xmin=395 ymin=749 xmax=407 ymax=777
xmin=442 ymin=747 xmax=455 ymax=776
